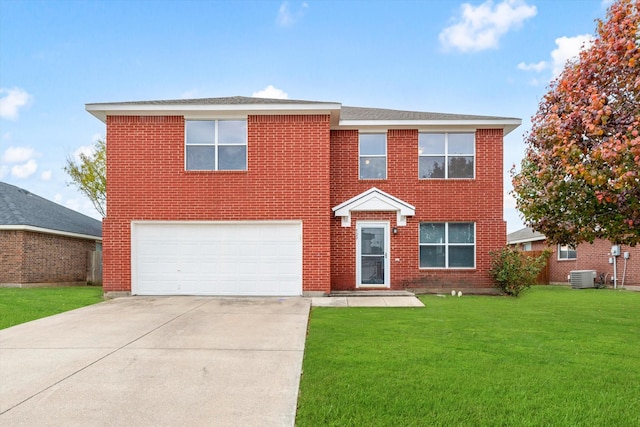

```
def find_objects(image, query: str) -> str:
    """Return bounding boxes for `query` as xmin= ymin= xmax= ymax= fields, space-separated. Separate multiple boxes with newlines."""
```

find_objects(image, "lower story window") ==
xmin=419 ymin=222 xmax=475 ymax=268
xmin=558 ymin=244 xmax=577 ymax=260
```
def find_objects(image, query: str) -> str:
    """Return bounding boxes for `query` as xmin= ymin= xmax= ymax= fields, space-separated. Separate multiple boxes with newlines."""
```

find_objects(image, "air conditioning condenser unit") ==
xmin=570 ymin=270 xmax=596 ymax=289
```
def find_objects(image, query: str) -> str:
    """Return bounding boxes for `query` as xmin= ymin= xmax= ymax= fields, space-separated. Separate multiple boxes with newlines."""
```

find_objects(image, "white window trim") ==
xmin=419 ymin=222 xmax=476 ymax=269
xmin=185 ymin=119 xmax=247 ymax=171
xmin=557 ymin=244 xmax=577 ymax=260
xmin=418 ymin=132 xmax=476 ymax=179
xmin=358 ymin=132 xmax=387 ymax=180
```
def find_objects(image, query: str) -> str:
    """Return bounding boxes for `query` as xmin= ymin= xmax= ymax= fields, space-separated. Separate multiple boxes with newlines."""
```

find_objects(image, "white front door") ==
xmin=356 ymin=222 xmax=390 ymax=288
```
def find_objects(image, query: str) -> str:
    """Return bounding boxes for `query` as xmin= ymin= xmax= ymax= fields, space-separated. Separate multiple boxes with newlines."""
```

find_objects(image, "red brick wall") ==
xmin=531 ymin=239 xmax=640 ymax=286
xmin=0 ymin=230 xmax=96 ymax=284
xmin=104 ymin=114 xmax=331 ymax=294
xmin=330 ymin=128 xmax=506 ymax=290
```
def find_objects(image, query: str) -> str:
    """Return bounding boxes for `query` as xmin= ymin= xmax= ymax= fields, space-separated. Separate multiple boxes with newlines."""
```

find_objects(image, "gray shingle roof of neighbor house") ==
xmin=0 ymin=182 xmax=102 ymax=239
xmin=85 ymin=96 xmax=522 ymax=134
xmin=507 ymin=227 xmax=546 ymax=244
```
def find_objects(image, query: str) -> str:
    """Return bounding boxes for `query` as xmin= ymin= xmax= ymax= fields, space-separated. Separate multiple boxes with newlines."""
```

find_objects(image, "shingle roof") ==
xmin=0 ymin=182 xmax=102 ymax=239
xmin=85 ymin=96 xmax=338 ymax=107
xmin=341 ymin=105 xmax=517 ymax=121
xmin=86 ymin=96 xmax=519 ymax=121
xmin=507 ymin=227 xmax=546 ymax=244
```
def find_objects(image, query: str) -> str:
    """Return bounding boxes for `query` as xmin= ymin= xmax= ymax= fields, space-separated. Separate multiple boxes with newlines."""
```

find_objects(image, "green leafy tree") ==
xmin=512 ymin=0 xmax=640 ymax=246
xmin=64 ymin=139 xmax=106 ymax=217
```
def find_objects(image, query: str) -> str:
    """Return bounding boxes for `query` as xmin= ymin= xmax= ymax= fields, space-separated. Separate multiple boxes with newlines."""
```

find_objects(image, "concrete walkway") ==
xmin=0 ymin=294 xmax=423 ymax=426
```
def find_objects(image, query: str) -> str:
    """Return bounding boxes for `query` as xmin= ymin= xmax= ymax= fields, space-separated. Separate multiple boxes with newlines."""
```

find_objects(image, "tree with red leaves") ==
xmin=512 ymin=0 xmax=640 ymax=246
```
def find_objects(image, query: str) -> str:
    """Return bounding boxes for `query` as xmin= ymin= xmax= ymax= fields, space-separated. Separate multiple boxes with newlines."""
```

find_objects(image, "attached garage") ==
xmin=131 ymin=221 xmax=302 ymax=296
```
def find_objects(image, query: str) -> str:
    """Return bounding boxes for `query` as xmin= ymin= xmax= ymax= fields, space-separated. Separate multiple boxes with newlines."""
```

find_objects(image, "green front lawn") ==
xmin=297 ymin=286 xmax=640 ymax=426
xmin=0 ymin=287 xmax=104 ymax=329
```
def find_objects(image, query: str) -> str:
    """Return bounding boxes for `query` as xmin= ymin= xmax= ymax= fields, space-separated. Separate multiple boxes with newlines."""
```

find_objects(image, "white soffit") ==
xmin=332 ymin=187 xmax=415 ymax=227
xmin=85 ymin=102 xmax=342 ymax=125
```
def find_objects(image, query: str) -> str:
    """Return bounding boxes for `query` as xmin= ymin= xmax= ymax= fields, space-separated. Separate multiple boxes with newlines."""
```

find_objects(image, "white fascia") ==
xmin=337 ymin=119 xmax=522 ymax=136
xmin=86 ymin=102 xmax=342 ymax=124
xmin=0 ymin=225 xmax=102 ymax=242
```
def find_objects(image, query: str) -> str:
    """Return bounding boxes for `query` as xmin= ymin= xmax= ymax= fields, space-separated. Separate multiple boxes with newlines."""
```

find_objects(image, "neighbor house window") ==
xmin=419 ymin=222 xmax=475 ymax=268
xmin=185 ymin=120 xmax=247 ymax=171
xmin=558 ymin=244 xmax=577 ymax=260
xmin=419 ymin=132 xmax=475 ymax=179
xmin=522 ymin=242 xmax=532 ymax=251
xmin=359 ymin=133 xmax=387 ymax=179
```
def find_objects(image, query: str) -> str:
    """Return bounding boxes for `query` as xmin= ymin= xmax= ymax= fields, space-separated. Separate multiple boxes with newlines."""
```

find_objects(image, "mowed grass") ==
xmin=297 ymin=286 xmax=640 ymax=426
xmin=0 ymin=287 xmax=104 ymax=329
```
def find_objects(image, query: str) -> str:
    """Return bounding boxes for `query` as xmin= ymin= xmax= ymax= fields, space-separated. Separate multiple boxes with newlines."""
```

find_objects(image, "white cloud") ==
xmin=180 ymin=89 xmax=199 ymax=99
xmin=516 ymin=34 xmax=593 ymax=80
xmin=11 ymin=159 xmax=38 ymax=179
xmin=91 ymin=133 xmax=103 ymax=144
xmin=277 ymin=1 xmax=309 ymax=27
xmin=504 ymin=191 xmax=517 ymax=209
xmin=252 ymin=85 xmax=289 ymax=99
xmin=517 ymin=60 xmax=548 ymax=72
xmin=439 ymin=0 xmax=537 ymax=52
xmin=65 ymin=198 xmax=81 ymax=211
xmin=0 ymin=165 xmax=7 ymax=179
xmin=550 ymin=34 xmax=593 ymax=78
xmin=0 ymin=87 xmax=32 ymax=120
xmin=54 ymin=193 xmax=64 ymax=204
xmin=41 ymin=170 xmax=52 ymax=181
xmin=73 ymin=144 xmax=96 ymax=161
xmin=2 ymin=146 xmax=36 ymax=163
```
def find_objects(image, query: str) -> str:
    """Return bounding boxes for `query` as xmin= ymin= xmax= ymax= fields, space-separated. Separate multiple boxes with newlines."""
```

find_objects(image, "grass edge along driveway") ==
xmin=0 ymin=287 xmax=104 ymax=329
xmin=296 ymin=286 xmax=640 ymax=426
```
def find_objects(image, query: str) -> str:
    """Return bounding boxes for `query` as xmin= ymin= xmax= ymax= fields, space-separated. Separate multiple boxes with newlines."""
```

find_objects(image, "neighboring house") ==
xmin=507 ymin=227 xmax=639 ymax=288
xmin=0 ymin=182 xmax=103 ymax=287
xmin=86 ymin=96 xmax=521 ymax=296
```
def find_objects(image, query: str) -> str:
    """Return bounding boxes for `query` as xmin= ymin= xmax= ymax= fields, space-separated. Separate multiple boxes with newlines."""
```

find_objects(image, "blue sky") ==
xmin=0 ymin=0 xmax=612 ymax=231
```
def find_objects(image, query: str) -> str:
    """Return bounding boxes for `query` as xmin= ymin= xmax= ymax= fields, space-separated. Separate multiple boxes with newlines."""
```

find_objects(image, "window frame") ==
xmin=557 ymin=244 xmax=577 ymax=260
xmin=185 ymin=119 xmax=248 ymax=171
xmin=419 ymin=222 xmax=476 ymax=269
xmin=418 ymin=132 xmax=476 ymax=179
xmin=358 ymin=132 xmax=387 ymax=180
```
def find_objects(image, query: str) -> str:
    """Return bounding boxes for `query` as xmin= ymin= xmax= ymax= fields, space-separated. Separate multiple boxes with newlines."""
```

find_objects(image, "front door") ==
xmin=356 ymin=222 xmax=390 ymax=288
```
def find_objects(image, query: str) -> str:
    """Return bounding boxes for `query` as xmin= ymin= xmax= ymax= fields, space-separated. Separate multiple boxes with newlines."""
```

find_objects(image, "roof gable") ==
xmin=333 ymin=187 xmax=416 ymax=227
xmin=0 ymin=182 xmax=102 ymax=239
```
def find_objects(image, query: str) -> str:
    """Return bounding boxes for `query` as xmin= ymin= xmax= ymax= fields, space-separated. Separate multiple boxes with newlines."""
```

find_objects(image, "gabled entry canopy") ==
xmin=332 ymin=188 xmax=415 ymax=227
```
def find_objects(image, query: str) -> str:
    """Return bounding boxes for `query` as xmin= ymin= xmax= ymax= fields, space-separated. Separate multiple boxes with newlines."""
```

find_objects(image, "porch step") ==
xmin=329 ymin=290 xmax=415 ymax=297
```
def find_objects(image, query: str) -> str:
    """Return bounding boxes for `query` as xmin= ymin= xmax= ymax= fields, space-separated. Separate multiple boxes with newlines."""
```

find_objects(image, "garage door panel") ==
xmin=132 ymin=222 xmax=302 ymax=296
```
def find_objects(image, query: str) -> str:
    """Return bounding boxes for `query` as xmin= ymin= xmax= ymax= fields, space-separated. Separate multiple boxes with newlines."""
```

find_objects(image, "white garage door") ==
xmin=131 ymin=221 xmax=302 ymax=296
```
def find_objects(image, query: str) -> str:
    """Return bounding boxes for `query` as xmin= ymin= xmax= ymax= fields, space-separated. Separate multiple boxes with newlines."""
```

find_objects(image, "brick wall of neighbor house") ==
xmin=531 ymin=239 xmax=640 ymax=286
xmin=0 ymin=230 xmax=95 ymax=284
xmin=104 ymin=114 xmax=332 ymax=294
xmin=330 ymin=128 xmax=506 ymax=290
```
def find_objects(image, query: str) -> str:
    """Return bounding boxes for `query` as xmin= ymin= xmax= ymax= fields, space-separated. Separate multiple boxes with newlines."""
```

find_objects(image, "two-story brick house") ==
xmin=86 ymin=96 xmax=520 ymax=297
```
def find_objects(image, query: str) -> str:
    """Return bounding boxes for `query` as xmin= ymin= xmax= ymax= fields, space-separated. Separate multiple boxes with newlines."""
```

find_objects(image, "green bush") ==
xmin=489 ymin=247 xmax=551 ymax=296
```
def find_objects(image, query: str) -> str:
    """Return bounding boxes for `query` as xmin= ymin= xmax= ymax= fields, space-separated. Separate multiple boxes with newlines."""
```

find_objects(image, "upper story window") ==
xmin=359 ymin=133 xmax=387 ymax=179
xmin=419 ymin=132 xmax=475 ymax=179
xmin=419 ymin=222 xmax=475 ymax=268
xmin=185 ymin=120 xmax=247 ymax=171
xmin=558 ymin=244 xmax=577 ymax=260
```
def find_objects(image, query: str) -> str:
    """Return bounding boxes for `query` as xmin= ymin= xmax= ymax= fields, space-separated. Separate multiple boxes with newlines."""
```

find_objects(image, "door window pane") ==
xmin=361 ymin=256 xmax=385 ymax=284
xmin=361 ymin=228 xmax=385 ymax=255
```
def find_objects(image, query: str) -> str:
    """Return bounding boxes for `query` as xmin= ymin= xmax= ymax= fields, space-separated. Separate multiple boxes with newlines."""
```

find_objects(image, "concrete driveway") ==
xmin=0 ymin=296 xmax=310 ymax=426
